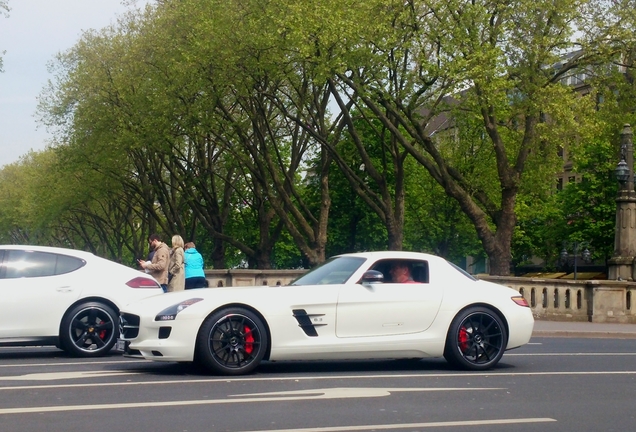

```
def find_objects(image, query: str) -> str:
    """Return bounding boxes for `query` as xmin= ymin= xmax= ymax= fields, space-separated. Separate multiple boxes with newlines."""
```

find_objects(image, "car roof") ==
xmin=335 ymin=251 xmax=446 ymax=263
xmin=0 ymin=244 xmax=96 ymax=260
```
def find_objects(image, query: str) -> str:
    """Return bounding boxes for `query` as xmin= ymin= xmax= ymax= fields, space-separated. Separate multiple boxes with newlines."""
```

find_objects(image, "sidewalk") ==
xmin=532 ymin=320 xmax=636 ymax=339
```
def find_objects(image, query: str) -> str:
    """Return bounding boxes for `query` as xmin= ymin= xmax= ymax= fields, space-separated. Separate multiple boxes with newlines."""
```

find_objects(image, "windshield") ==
xmin=290 ymin=256 xmax=366 ymax=285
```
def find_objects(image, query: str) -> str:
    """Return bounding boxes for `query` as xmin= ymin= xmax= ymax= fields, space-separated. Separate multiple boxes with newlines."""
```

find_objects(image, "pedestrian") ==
xmin=184 ymin=241 xmax=208 ymax=289
xmin=138 ymin=234 xmax=170 ymax=292
xmin=167 ymin=234 xmax=185 ymax=292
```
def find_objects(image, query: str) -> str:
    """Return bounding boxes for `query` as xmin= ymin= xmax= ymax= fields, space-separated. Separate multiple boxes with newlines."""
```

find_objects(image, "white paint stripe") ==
xmin=0 ymin=360 xmax=147 ymax=368
xmin=0 ymin=352 xmax=634 ymax=369
xmin=0 ymin=387 xmax=499 ymax=415
xmin=233 ymin=418 xmax=557 ymax=432
xmin=1 ymin=371 xmax=139 ymax=381
xmin=506 ymin=352 xmax=636 ymax=356
xmin=1 ymin=370 xmax=636 ymax=391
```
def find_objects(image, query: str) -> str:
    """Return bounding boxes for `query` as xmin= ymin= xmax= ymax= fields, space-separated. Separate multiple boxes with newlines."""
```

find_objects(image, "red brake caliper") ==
xmin=244 ymin=326 xmax=254 ymax=354
xmin=98 ymin=319 xmax=107 ymax=340
xmin=458 ymin=327 xmax=469 ymax=352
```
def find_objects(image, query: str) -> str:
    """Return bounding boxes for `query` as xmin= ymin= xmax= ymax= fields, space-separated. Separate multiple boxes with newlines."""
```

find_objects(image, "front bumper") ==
xmin=119 ymin=312 xmax=201 ymax=362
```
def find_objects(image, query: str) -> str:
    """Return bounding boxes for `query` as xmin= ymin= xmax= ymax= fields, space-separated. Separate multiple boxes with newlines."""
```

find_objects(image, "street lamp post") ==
xmin=560 ymin=243 xmax=591 ymax=280
xmin=608 ymin=124 xmax=636 ymax=280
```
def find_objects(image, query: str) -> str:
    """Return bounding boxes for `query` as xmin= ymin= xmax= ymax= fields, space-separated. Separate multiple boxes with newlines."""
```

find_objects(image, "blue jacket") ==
xmin=184 ymin=248 xmax=205 ymax=279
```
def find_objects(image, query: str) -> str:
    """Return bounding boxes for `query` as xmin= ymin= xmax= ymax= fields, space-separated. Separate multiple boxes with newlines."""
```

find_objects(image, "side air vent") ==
xmin=292 ymin=309 xmax=326 ymax=337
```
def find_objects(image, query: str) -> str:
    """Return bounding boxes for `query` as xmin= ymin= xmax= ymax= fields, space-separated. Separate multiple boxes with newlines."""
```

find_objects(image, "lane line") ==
xmin=0 ymin=359 xmax=147 ymax=368
xmin=506 ymin=352 xmax=636 ymax=356
xmin=0 ymin=371 xmax=139 ymax=381
xmin=233 ymin=418 xmax=557 ymax=432
xmin=0 ymin=387 xmax=500 ymax=415
xmin=0 ymin=352 xmax=635 ymax=368
xmin=2 ymin=370 xmax=636 ymax=391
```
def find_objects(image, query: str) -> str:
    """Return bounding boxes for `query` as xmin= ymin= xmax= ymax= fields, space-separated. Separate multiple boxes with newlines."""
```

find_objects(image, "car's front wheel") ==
xmin=60 ymin=302 xmax=118 ymax=357
xmin=195 ymin=307 xmax=268 ymax=375
xmin=443 ymin=306 xmax=507 ymax=370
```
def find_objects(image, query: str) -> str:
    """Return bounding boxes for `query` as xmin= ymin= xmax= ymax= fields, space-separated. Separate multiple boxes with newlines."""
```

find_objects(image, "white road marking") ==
xmin=0 ymin=371 xmax=139 ymax=381
xmin=229 ymin=387 xmax=501 ymax=398
xmin=1 ymin=370 xmax=636 ymax=391
xmin=0 ymin=387 xmax=500 ymax=415
xmin=0 ymin=351 xmax=634 ymax=370
xmin=0 ymin=360 xmax=147 ymax=368
xmin=233 ymin=417 xmax=557 ymax=432
xmin=505 ymin=352 xmax=636 ymax=356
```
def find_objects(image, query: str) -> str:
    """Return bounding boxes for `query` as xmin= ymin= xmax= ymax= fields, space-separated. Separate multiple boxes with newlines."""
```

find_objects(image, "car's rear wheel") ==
xmin=60 ymin=302 xmax=118 ymax=357
xmin=444 ymin=306 xmax=507 ymax=370
xmin=195 ymin=307 xmax=268 ymax=375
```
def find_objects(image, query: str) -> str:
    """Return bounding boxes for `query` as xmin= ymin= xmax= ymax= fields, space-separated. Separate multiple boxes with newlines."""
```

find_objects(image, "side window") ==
xmin=411 ymin=261 xmax=429 ymax=283
xmin=370 ymin=260 xmax=429 ymax=283
xmin=1 ymin=250 xmax=85 ymax=279
xmin=55 ymin=254 xmax=86 ymax=275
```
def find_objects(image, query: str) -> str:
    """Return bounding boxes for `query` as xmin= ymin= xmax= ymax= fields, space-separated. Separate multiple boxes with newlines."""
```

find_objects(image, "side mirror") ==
xmin=360 ymin=270 xmax=384 ymax=284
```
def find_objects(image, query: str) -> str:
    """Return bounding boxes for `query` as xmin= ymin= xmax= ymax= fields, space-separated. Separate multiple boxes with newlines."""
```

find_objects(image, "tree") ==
xmin=270 ymin=0 xmax=625 ymax=274
xmin=0 ymin=0 xmax=9 ymax=72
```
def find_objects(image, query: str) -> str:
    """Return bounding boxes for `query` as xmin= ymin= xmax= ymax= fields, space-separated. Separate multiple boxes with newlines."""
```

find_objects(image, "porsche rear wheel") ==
xmin=60 ymin=302 xmax=118 ymax=357
xmin=195 ymin=308 xmax=268 ymax=375
xmin=444 ymin=306 xmax=507 ymax=370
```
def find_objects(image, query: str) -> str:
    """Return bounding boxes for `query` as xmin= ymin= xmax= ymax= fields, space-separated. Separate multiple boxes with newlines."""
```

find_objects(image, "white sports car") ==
xmin=118 ymin=252 xmax=534 ymax=375
xmin=0 ymin=245 xmax=164 ymax=356
xmin=119 ymin=251 xmax=534 ymax=374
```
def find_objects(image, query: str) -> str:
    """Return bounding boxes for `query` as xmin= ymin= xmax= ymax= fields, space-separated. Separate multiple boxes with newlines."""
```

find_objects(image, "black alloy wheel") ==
xmin=196 ymin=307 xmax=268 ymax=375
xmin=60 ymin=302 xmax=118 ymax=357
xmin=444 ymin=306 xmax=507 ymax=370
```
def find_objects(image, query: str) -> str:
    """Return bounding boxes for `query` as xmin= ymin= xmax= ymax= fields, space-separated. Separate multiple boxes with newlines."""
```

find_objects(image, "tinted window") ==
xmin=371 ymin=260 xmax=429 ymax=283
xmin=0 ymin=250 xmax=86 ymax=279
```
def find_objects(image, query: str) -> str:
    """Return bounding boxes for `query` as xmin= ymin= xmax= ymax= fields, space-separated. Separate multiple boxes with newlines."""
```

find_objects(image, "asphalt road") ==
xmin=1 ymin=336 xmax=635 ymax=432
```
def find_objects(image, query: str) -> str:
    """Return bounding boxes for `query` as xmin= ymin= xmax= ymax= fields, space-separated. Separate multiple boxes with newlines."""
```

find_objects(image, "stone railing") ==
xmin=202 ymin=269 xmax=636 ymax=324
xmin=204 ymin=269 xmax=306 ymax=289
xmin=481 ymin=276 xmax=636 ymax=324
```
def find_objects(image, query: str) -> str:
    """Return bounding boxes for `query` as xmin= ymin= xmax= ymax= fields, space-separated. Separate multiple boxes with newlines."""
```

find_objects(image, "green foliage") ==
xmin=3 ymin=0 xmax=635 ymax=276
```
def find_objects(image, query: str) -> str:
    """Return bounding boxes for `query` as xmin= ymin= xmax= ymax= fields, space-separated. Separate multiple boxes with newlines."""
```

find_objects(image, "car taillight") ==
xmin=126 ymin=277 xmax=161 ymax=289
xmin=511 ymin=296 xmax=530 ymax=307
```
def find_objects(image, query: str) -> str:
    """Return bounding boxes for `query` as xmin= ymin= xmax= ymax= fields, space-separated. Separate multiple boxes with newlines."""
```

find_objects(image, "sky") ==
xmin=0 ymin=0 xmax=150 ymax=168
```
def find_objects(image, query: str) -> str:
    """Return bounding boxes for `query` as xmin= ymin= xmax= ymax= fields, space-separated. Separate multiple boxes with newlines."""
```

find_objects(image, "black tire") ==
xmin=443 ymin=306 xmax=507 ymax=370
xmin=195 ymin=307 xmax=268 ymax=375
xmin=60 ymin=302 xmax=118 ymax=357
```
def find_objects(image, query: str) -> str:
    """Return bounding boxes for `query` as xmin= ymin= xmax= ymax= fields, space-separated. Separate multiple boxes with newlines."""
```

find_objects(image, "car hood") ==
xmin=121 ymin=285 xmax=288 ymax=312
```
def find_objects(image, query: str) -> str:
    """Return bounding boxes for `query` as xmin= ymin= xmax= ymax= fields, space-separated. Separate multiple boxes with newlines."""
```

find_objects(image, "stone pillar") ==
xmin=608 ymin=124 xmax=636 ymax=280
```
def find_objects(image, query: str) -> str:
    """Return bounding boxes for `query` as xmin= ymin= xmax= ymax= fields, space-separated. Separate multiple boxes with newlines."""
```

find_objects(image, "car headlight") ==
xmin=155 ymin=298 xmax=203 ymax=321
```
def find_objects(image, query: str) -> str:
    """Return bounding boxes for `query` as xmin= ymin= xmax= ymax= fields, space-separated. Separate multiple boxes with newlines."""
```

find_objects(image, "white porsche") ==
xmin=119 ymin=251 xmax=534 ymax=374
xmin=0 ymin=245 xmax=164 ymax=356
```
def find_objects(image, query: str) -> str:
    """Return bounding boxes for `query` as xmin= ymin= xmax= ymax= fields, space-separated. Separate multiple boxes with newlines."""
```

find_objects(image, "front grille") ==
xmin=119 ymin=313 xmax=140 ymax=339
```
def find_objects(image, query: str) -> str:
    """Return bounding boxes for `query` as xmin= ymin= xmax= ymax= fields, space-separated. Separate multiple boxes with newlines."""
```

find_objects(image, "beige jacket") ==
xmin=145 ymin=242 xmax=170 ymax=285
xmin=167 ymin=247 xmax=185 ymax=292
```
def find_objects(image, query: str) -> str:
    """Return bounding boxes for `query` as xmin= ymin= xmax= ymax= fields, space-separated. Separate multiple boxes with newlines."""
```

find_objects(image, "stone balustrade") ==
xmin=481 ymin=275 xmax=636 ymax=324
xmin=201 ymin=269 xmax=636 ymax=324
xmin=203 ymin=269 xmax=306 ymax=289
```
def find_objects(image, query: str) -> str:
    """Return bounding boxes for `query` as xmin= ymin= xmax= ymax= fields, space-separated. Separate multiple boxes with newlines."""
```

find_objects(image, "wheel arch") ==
xmin=197 ymin=302 xmax=272 ymax=361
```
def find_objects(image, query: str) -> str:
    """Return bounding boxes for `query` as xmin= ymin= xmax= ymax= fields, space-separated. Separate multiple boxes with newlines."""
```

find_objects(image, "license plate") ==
xmin=115 ymin=339 xmax=127 ymax=352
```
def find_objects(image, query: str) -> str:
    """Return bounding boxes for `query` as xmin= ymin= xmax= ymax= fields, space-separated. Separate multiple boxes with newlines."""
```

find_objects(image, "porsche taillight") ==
xmin=126 ymin=277 xmax=161 ymax=289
